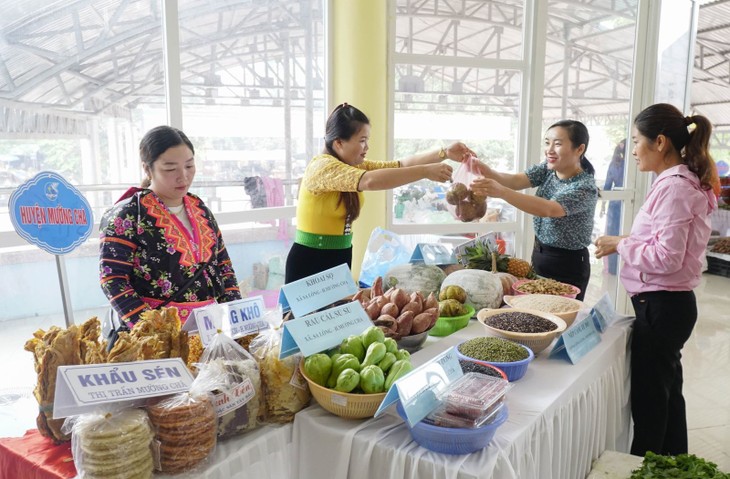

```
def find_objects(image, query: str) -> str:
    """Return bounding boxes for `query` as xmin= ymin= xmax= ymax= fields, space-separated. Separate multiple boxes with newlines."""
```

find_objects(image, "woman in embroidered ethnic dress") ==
xmin=284 ymin=103 xmax=474 ymax=283
xmin=99 ymin=126 xmax=241 ymax=326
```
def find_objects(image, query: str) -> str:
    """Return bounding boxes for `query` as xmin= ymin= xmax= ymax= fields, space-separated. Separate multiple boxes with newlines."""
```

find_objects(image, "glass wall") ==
xmin=0 ymin=0 xmax=324 ymax=389
xmin=389 ymin=0 xmax=525 ymax=258
xmin=539 ymin=0 xmax=639 ymax=306
xmin=389 ymin=0 xmax=647 ymax=305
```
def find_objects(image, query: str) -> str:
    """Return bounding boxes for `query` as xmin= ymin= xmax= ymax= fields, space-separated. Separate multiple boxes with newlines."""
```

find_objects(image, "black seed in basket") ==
xmin=485 ymin=312 xmax=557 ymax=333
xmin=459 ymin=359 xmax=503 ymax=378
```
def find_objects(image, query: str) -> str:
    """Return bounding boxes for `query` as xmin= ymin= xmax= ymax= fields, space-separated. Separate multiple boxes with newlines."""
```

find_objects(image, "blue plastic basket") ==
xmin=456 ymin=341 xmax=534 ymax=382
xmin=397 ymin=403 xmax=509 ymax=455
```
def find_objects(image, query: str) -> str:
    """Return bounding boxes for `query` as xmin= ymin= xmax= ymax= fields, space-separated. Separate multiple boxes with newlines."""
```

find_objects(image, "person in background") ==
xmin=595 ymin=103 xmax=717 ymax=456
xmin=100 ymin=126 xmax=241 ymax=328
xmin=285 ymin=103 xmax=474 ymax=284
xmin=470 ymin=120 xmax=598 ymax=301
xmin=601 ymin=139 xmax=627 ymax=275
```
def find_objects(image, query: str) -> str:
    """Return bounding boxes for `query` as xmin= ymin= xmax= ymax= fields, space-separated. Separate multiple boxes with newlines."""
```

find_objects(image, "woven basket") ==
xmin=476 ymin=307 xmax=567 ymax=355
xmin=299 ymin=363 xmax=386 ymax=419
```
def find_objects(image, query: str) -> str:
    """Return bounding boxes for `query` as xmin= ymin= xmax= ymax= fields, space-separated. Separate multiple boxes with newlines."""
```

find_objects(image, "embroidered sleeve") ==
xmin=99 ymin=198 xmax=150 ymax=325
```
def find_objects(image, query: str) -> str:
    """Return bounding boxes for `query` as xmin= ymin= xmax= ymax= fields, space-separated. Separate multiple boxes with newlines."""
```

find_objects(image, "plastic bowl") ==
xmin=397 ymin=329 xmax=430 ymax=353
xmin=503 ymin=294 xmax=582 ymax=328
xmin=456 ymin=340 xmax=534 ymax=382
xmin=458 ymin=358 xmax=508 ymax=381
xmin=396 ymin=402 xmax=509 ymax=455
xmin=476 ymin=307 xmax=567 ymax=355
xmin=511 ymin=279 xmax=580 ymax=299
xmin=429 ymin=304 xmax=475 ymax=337
xmin=299 ymin=362 xmax=385 ymax=419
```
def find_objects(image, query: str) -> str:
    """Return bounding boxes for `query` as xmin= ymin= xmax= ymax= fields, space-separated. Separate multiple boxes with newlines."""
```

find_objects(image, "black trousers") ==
xmin=284 ymin=242 xmax=353 ymax=284
xmin=630 ymin=290 xmax=697 ymax=456
xmin=531 ymin=239 xmax=590 ymax=301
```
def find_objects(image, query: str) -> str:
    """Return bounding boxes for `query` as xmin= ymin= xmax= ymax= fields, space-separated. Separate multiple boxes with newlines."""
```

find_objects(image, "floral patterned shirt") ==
xmin=525 ymin=161 xmax=598 ymax=250
xmin=99 ymin=190 xmax=241 ymax=324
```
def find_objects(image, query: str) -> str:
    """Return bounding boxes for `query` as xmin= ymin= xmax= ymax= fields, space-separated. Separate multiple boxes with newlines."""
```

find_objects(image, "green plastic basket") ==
xmin=429 ymin=304 xmax=475 ymax=337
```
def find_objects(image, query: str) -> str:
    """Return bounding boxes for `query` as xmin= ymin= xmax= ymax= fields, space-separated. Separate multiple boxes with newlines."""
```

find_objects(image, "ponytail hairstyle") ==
xmin=548 ymin=119 xmax=595 ymax=176
xmin=138 ymin=126 xmax=195 ymax=188
xmin=323 ymin=103 xmax=370 ymax=222
xmin=633 ymin=103 xmax=717 ymax=191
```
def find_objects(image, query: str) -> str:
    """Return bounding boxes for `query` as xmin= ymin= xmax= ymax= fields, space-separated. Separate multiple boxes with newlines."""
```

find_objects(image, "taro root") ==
xmin=446 ymin=182 xmax=469 ymax=205
xmin=449 ymin=184 xmax=487 ymax=223
xmin=457 ymin=201 xmax=479 ymax=222
xmin=473 ymin=200 xmax=487 ymax=218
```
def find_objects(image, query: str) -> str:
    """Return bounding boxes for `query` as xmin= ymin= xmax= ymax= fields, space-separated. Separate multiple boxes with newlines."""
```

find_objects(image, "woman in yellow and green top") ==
xmin=285 ymin=103 xmax=474 ymax=283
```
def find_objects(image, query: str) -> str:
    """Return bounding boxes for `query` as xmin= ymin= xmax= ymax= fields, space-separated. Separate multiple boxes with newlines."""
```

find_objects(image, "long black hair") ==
xmin=139 ymin=126 xmax=195 ymax=188
xmin=548 ymin=119 xmax=594 ymax=175
xmin=323 ymin=103 xmax=370 ymax=222
xmin=633 ymin=103 xmax=716 ymax=191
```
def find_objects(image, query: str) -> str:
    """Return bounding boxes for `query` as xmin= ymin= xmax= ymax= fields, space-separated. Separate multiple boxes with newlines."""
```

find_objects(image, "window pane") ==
xmin=393 ymin=64 xmax=521 ymax=225
xmin=175 ymin=0 xmax=326 ymax=213
xmin=0 ymin=1 xmax=160 ymax=339
xmin=542 ymin=0 xmax=639 ymax=306
xmin=395 ymin=0 xmax=525 ymax=61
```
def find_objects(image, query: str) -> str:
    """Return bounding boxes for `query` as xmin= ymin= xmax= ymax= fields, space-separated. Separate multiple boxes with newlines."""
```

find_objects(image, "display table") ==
xmin=292 ymin=320 xmax=633 ymax=479
xmin=2 ymin=319 xmax=632 ymax=479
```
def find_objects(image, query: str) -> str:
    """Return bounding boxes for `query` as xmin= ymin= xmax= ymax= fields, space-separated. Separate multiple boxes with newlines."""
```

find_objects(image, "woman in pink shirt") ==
xmin=595 ymin=103 xmax=718 ymax=456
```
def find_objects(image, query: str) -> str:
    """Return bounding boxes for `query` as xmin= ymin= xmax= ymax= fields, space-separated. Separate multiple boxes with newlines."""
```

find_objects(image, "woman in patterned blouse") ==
xmin=470 ymin=120 xmax=598 ymax=300
xmin=285 ymin=103 xmax=474 ymax=283
xmin=99 ymin=126 xmax=241 ymax=327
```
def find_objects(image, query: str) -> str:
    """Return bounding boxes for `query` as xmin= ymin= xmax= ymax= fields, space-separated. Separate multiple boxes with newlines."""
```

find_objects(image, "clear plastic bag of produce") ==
xmin=446 ymin=155 xmax=488 ymax=222
xmin=195 ymin=331 xmax=264 ymax=438
xmin=358 ymin=227 xmax=411 ymax=287
xmin=249 ymin=326 xmax=311 ymax=424
xmin=65 ymin=407 xmax=155 ymax=479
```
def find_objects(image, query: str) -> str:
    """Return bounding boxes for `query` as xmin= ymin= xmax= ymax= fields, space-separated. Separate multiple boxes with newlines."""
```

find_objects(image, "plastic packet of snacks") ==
xmin=249 ymin=326 xmax=311 ymax=423
xmin=66 ymin=408 xmax=154 ymax=478
xmin=195 ymin=331 xmax=264 ymax=438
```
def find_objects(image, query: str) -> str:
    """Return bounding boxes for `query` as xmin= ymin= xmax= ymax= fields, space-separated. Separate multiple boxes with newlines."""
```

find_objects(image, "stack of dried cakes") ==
xmin=147 ymin=393 xmax=217 ymax=473
xmin=71 ymin=409 xmax=154 ymax=479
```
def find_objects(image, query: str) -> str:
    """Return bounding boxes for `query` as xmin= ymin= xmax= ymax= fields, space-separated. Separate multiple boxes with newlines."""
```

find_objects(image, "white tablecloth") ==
xmin=14 ymin=319 xmax=629 ymax=479
xmin=292 ymin=320 xmax=632 ymax=479
xmin=158 ymin=423 xmax=294 ymax=479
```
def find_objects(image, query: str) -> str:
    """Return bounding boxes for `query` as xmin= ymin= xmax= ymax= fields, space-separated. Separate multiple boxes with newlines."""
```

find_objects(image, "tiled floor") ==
xmin=1 ymin=274 xmax=728 ymax=474
xmin=683 ymin=272 xmax=730 ymax=471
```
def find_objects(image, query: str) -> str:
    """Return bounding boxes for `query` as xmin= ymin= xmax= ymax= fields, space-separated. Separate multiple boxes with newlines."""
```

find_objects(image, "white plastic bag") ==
xmin=195 ymin=331 xmax=264 ymax=438
xmin=359 ymin=227 xmax=411 ymax=287
xmin=67 ymin=408 xmax=154 ymax=479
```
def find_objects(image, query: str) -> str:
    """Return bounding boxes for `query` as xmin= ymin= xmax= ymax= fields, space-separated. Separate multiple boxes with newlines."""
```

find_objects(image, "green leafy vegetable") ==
xmin=630 ymin=451 xmax=729 ymax=479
